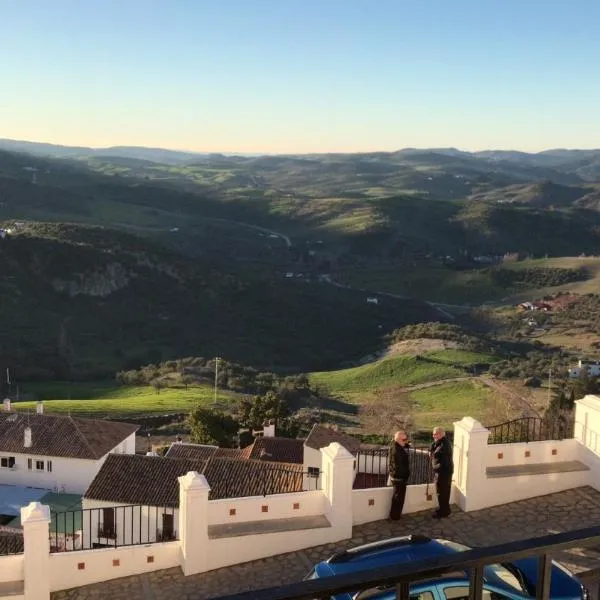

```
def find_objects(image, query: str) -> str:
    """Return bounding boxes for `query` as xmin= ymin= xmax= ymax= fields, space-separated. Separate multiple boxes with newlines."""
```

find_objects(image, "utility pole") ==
xmin=548 ymin=364 xmax=553 ymax=407
xmin=214 ymin=356 xmax=220 ymax=405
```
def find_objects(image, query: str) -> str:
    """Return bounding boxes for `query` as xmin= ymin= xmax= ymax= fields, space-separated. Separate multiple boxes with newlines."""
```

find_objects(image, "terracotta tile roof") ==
xmin=84 ymin=453 xmax=305 ymax=505
xmin=304 ymin=424 xmax=361 ymax=454
xmin=165 ymin=443 xmax=219 ymax=461
xmin=214 ymin=447 xmax=247 ymax=459
xmin=247 ymin=436 xmax=304 ymax=464
xmin=85 ymin=454 xmax=206 ymax=506
xmin=204 ymin=457 xmax=304 ymax=500
xmin=0 ymin=412 xmax=139 ymax=460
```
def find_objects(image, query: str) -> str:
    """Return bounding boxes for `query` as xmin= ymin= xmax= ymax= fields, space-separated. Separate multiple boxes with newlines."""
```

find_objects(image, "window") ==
xmin=27 ymin=458 xmax=32 ymax=470
xmin=161 ymin=513 xmax=175 ymax=540
xmin=442 ymin=586 xmax=512 ymax=600
xmin=99 ymin=508 xmax=116 ymax=538
xmin=35 ymin=460 xmax=45 ymax=471
xmin=0 ymin=456 xmax=15 ymax=468
xmin=410 ymin=593 xmax=435 ymax=600
xmin=47 ymin=460 xmax=53 ymax=472
xmin=307 ymin=466 xmax=320 ymax=478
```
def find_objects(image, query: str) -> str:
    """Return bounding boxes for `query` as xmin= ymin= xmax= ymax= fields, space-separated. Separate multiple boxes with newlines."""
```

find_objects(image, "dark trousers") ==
xmin=389 ymin=479 xmax=408 ymax=520
xmin=435 ymin=472 xmax=452 ymax=516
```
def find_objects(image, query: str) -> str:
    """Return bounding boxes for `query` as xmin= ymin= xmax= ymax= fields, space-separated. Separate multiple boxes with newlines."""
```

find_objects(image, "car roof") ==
xmin=317 ymin=536 xmax=459 ymax=577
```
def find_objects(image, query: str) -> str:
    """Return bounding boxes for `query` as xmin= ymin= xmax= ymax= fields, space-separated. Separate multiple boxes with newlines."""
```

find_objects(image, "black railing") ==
xmin=49 ymin=504 xmax=178 ymax=553
xmin=487 ymin=416 xmax=575 ymax=445
xmin=208 ymin=468 xmax=321 ymax=500
xmin=0 ymin=530 xmax=23 ymax=555
xmin=209 ymin=526 xmax=600 ymax=600
xmin=353 ymin=446 xmax=432 ymax=489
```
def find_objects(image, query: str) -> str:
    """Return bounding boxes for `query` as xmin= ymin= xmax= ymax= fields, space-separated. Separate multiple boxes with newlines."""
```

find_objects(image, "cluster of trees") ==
xmin=116 ymin=356 xmax=313 ymax=397
xmin=488 ymin=267 xmax=588 ymax=289
xmin=187 ymin=387 xmax=317 ymax=447
xmin=389 ymin=322 xmax=494 ymax=354
xmin=489 ymin=350 xmax=570 ymax=381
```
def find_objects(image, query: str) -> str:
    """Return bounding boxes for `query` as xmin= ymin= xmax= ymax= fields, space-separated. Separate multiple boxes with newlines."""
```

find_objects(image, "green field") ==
xmin=310 ymin=353 xmax=467 ymax=400
xmin=425 ymin=349 xmax=502 ymax=365
xmin=13 ymin=382 xmax=237 ymax=416
xmin=411 ymin=380 xmax=495 ymax=430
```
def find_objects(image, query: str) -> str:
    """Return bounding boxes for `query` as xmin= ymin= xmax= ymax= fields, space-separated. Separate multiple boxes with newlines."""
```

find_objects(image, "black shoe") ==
xmin=432 ymin=512 xmax=441 ymax=519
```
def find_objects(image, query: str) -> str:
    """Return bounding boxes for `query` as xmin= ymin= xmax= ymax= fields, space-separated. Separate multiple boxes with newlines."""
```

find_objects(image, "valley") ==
xmin=1 ymin=140 xmax=600 ymax=442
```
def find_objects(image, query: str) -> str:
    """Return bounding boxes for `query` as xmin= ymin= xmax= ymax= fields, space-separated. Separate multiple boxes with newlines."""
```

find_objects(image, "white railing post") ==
xmin=21 ymin=501 xmax=51 ymax=600
xmin=453 ymin=417 xmax=491 ymax=512
xmin=320 ymin=442 xmax=355 ymax=539
xmin=178 ymin=471 xmax=210 ymax=575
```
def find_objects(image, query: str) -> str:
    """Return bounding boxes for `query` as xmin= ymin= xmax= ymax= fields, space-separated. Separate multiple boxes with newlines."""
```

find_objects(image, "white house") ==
xmin=0 ymin=400 xmax=138 ymax=495
xmin=81 ymin=452 xmax=307 ymax=547
xmin=569 ymin=359 xmax=600 ymax=379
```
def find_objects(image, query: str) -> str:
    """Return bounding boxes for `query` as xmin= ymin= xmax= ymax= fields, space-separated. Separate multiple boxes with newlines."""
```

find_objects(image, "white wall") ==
xmin=0 ymin=554 xmax=24 ymax=584
xmin=0 ymin=432 xmax=136 ymax=495
xmin=352 ymin=484 xmax=456 ymax=525
xmin=207 ymin=525 xmax=344 ymax=572
xmin=81 ymin=499 xmax=178 ymax=548
xmin=303 ymin=446 xmax=322 ymax=471
xmin=207 ymin=490 xmax=325 ymax=525
xmin=485 ymin=439 xmax=580 ymax=467
xmin=49 ymin=542 xmax=179 ymax=591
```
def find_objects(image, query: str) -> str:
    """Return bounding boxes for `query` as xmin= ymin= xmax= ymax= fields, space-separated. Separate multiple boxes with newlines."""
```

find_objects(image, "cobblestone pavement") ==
xmin=51 ymin=487 xmax=600 ymax=600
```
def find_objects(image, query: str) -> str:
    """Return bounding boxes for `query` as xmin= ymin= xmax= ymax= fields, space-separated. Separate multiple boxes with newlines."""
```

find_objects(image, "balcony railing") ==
xmin=487 ymin=416 xmax=574 ymax=445
xmin=209 ymin=526 xmax=600 ymax=600
xmin=354 ymin=446 xmax=432 ymax=489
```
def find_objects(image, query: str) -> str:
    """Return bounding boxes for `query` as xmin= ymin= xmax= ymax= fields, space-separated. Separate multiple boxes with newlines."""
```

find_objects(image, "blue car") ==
xmin=305 ymin=535 xmax=588 ymax=600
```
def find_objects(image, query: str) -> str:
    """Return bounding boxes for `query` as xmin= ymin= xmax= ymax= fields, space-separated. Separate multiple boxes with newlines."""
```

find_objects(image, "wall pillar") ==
xmin=21 ymin=501 xmax=51 ymax=600
xmin=178 ymin=471 xmax=210 ymax=576
xmin=452 ymin=417 xmax=490 ymax=512
xmin=320 ymin=442 xmax=355 ymax=539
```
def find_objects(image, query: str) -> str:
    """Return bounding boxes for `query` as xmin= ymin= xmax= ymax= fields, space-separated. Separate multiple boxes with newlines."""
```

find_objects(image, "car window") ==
xmin=486 ymin=564 xmax=526 ymax=594
xmin=410 ymin=593 xmax=435 ymax=600
xmin=441 ymin=585 xmax=513 ymax=600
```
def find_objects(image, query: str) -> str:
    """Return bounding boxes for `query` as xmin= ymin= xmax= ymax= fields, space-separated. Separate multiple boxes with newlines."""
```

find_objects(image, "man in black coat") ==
xmin=388 ymin=431 xmax=410 ymax=520
xmin=430 ymin=426 xmax=454 ymax=519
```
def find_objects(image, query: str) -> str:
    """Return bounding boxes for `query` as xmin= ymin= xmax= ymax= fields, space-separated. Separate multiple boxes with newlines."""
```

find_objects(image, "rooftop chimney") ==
xmin=24 ymin=426 xmax=32 ymax=448
xmin=3 ymin=398 xmax=10 ymax=412
xmin=36 ymin=401 xmax=44 ymax=416
xmin=263 ymin=419 xmax=276 ymax=438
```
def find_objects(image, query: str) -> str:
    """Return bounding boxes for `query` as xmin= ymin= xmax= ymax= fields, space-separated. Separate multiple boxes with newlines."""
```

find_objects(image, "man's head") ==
xmin=432 ymin=426 xmax=445 ymax=441
xmin=394 ymin=431 xmax=409 ymax=446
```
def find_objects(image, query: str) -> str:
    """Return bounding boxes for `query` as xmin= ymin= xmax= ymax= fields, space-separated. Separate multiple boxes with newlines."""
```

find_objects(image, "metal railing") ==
xmin=487 ymin=416 xmax=574 ymax=445
xmin=0 ymin=530 xmax=23 ymax=555
xmin=49 ymin=504 xmax=178 ymax=553
xmin=209 ymin=468 xmax=321 ymax=500
xmin=209 ymin=526 xmax=600 ymax=600
xmin=353 ymin=446 xmax=432 ymax=489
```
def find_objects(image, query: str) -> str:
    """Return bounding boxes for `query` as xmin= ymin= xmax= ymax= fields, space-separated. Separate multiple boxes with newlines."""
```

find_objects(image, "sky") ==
xmin=1 ymin=0 xmax=599 ymax=154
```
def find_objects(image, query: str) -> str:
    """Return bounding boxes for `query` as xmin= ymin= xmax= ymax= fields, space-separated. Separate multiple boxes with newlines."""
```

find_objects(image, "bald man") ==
xmin=430 ymin=426 xmax=454 ymax=519
xmin=388 ymin=430 xmax=411 ymax=520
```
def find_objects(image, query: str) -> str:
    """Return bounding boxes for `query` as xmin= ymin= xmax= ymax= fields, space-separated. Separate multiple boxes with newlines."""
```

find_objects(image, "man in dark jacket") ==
xmin=388 ymin=431 xmax=411 ymax=520
xmin=430 ymin=426 xmax=454 ymax=519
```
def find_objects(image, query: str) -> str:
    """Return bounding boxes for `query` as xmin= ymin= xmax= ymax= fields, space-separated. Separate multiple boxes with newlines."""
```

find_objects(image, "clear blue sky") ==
xmin=1 ymin=0 xmax=599 ymax=153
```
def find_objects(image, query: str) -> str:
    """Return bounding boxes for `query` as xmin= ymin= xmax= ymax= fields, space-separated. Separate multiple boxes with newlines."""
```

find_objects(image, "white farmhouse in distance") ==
xmin=568 ymin=359 xmax=600 ymax=379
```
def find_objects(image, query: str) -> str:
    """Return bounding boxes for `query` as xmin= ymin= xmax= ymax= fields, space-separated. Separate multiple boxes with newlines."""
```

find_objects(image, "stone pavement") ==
xmin=51 ymin=486 xmax=600 ymax=600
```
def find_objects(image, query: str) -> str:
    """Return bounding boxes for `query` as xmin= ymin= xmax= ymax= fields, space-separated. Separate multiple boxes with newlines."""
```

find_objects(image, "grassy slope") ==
xmin=411 ymin=380 xmax=495 ymax=430
xmin=13 ymin=382 xmax=237 ymax=416
xmin=309 ymin=349 xmax=495 ymax=398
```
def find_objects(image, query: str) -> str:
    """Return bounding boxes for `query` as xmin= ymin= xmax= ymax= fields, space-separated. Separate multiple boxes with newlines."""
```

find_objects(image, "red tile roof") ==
xmin=247 ymin=436 xmax=304 ymax=464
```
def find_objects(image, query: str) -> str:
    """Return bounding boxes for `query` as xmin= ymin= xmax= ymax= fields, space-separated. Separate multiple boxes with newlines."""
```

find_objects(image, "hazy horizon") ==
xmin=2 ymin=136 xmax=600 ymax=157
xmin=2 ymin=0 xmax=599 ymax=154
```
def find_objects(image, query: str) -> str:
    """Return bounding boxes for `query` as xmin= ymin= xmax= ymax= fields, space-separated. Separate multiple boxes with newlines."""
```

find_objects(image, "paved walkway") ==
xmin=52 ymin=486 xmax=600 ymax=600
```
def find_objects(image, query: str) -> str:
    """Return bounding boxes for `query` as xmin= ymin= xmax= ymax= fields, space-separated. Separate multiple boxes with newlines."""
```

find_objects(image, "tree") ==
xmin=237 ymin=391 xmax=290 ymax=431
xmin=150 ymin=378 xmax=165 ymax=395
xmin=188 ymin=407 xmax=239 ymax=447
xmin=359 ymin=386 xmax=414 ymax=437
xmin=181 ymin=374 xmax=195 ymax=391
